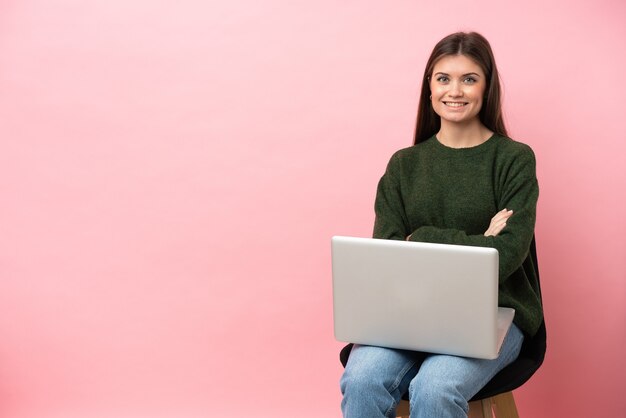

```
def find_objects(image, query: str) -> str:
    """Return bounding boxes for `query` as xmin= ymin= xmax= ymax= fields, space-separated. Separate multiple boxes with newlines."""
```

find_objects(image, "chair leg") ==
xmin=396 ymin=399 xmax=410 ymax=417
xmin=399 ymin=392 xmax=518 ymax=418
xmin=491 ymin=392 xmax=519 ymax=418
xmin=481 ymin=398 xmax=493 ymax=417
xmin=468 ymin=399 xmax=490 ymax=417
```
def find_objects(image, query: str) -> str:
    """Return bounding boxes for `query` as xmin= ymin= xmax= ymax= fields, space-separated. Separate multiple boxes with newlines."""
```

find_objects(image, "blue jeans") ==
xmin=340 ymin=324 xmax=524 ymax=418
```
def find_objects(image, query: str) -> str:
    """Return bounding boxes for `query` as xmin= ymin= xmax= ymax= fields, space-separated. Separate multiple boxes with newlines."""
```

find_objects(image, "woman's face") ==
xmin=429 ymin=54 xmax=487 ymax=126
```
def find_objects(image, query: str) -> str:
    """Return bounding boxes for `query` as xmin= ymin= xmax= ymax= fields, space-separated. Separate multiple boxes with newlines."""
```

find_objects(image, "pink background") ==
xmin=1 ymin=1 xmax=625 ymax=417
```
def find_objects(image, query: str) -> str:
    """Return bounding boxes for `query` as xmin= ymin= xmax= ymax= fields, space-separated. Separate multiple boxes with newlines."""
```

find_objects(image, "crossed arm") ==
xmin=406 ymin=208 xmax=514 ymax=240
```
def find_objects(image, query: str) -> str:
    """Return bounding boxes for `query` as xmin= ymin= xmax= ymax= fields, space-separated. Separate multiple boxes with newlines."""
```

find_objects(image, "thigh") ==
xmin=412 ymin=323 xmax=524 ymax=400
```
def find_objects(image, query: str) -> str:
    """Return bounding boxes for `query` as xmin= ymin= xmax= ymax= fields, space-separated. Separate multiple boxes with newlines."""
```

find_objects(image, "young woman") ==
xmin=339 ymin=32 xmax=543 ymax=418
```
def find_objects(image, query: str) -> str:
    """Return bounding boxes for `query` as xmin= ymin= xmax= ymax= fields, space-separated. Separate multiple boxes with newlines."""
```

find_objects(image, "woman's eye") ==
xmin=436 ymin=76 xmax=449 ymax=83
xmin=464 ymin=77 xmax=477 ymax=84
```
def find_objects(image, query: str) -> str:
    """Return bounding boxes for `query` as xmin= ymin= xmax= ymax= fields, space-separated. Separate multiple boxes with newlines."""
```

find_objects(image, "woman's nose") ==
xmin=448 ymin=81 xmax=463 ymax=96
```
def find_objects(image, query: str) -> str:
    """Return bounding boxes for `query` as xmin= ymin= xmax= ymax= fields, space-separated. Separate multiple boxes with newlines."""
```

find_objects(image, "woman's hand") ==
xmin=484 ymin=209 xmax=514 ymax=237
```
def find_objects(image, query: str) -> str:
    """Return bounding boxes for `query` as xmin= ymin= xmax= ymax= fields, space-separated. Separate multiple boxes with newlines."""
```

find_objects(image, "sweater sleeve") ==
xmin=408 ymin=147 xmax=539 ymax=282
xmin=372 ymin=152 xmax=411 ymax=241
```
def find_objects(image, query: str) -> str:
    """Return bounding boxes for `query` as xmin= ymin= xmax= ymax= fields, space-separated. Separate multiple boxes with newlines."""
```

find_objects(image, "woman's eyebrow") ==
xmin=433 ymin=72 xmax=481 ymax=77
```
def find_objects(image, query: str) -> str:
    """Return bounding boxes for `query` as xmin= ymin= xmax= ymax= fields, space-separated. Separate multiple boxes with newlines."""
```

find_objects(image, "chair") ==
xmin=339 ymin=238 xmax=546 ymax=418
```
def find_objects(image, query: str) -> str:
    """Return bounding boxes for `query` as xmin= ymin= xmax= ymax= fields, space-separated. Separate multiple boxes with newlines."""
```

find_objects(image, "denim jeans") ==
xmin=340 ymin=324 xmax=524 ymax=418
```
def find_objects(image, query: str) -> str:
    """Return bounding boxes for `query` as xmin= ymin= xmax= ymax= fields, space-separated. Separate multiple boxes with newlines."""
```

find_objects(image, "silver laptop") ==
xmin=331 ymin=236 xmax=515 ymax=360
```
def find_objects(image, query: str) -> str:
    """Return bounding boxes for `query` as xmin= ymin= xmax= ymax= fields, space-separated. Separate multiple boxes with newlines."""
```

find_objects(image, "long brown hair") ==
xmin=413 ymin=32 xmax=508 ymax=145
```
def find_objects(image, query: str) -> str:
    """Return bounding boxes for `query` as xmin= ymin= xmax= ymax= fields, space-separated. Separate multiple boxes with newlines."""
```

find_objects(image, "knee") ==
xmin=340 ymin=363 xmax=400 ymax=417
xmin=340 ymin=364 xmax=384 ymax=397
xmin=340 ymin=346 xmax=410 ymax=397
xmin=408 ymin=373 xmax=468 ymax=414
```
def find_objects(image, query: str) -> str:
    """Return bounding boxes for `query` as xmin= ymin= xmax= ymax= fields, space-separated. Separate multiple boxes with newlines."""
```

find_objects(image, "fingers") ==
xmin=492 ymin=208 xmax=514 ymax=223
xmin=484 ymin=209 xmax=514 ymax=237
xmin=489 ymin=221 xmax=507 ymax=236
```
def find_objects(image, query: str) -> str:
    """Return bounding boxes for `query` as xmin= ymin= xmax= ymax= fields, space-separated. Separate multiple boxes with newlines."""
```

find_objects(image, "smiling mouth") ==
xmin=443 ymin=102 xmax=468 ymax=107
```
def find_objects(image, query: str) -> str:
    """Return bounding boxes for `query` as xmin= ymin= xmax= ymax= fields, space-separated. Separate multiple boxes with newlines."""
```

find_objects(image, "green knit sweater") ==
xmin=373 ymin=134 xmax=543 ymax=337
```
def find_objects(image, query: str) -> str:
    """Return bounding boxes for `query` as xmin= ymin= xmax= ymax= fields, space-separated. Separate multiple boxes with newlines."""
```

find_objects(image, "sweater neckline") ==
xmin=429 ymin=133 xmax=499 ymax=156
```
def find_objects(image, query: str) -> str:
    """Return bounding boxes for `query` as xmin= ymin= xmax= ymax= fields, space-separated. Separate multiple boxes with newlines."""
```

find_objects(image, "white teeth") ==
xmin=444 ymin=102 xmax=466 ymax=107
